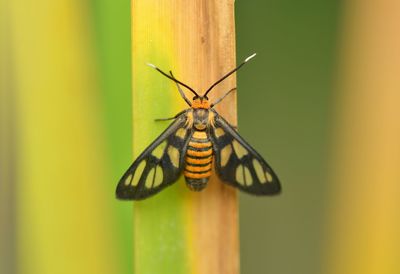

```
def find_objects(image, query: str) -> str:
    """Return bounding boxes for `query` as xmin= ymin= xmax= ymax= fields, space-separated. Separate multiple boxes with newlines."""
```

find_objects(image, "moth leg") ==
xmin=155 ymin=116 xmax=177 ymax=122
xmin=170 ymin=71 xmax=192 ymax=106
xmin=210 ymin=87 xmax=236 ymax=107
xmin=155 ymin=109 xmax=186 ymax=122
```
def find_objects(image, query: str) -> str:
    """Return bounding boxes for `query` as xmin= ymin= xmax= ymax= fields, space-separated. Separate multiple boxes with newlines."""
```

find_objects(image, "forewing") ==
xmin=116 ymin=113 xmax=192 ymax=200
xmin=210 ymin=112 xmax=281 ymax=195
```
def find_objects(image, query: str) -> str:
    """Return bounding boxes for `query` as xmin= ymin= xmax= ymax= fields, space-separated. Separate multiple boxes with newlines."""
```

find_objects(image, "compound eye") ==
xmin=192 ymin=96 xmax=199 ymax=100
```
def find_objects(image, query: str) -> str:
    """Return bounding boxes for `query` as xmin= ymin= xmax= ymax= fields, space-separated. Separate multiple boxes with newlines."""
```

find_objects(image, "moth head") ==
xmin=193 ymin=108 xmax=210 ymax=129
xmin=192 ymin=96 xmax=210 ymax=109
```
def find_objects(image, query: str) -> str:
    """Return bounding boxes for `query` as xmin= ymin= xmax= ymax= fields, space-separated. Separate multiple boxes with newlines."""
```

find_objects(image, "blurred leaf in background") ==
xmin=7 ymin=0 xmax=132 ymax=273
xmin=90 ymin=0 xmax=133 ymax=271
xmin=1 ymin=2 xmax=17 ymax=272
xmin=236 ymin=0 xmax=340 ymax=274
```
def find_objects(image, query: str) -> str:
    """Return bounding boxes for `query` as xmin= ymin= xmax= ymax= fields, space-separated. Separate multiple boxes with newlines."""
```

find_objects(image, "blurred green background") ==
xmin=236 ymin=1 xmax=339 ymax=274
xmin=2 ymin=0 xmax=400 ymax=274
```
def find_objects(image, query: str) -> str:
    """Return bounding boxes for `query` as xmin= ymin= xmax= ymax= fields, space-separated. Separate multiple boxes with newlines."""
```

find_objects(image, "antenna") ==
xmin=147 ymin=63 xmax=199 ymax=97
xmin=203 ymin=53 xmax=256 ymax=98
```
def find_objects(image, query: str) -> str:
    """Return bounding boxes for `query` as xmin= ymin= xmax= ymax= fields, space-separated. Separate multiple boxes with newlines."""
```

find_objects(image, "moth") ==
xmin=116 ymin=54 xmax=281 ymax=200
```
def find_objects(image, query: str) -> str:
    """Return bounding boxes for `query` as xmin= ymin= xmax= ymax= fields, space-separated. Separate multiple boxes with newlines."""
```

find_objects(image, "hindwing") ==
xmin=116 ymin=112 xmax=192 ymax=200
xmin=209 ymin=111 xmax=281 ymax=195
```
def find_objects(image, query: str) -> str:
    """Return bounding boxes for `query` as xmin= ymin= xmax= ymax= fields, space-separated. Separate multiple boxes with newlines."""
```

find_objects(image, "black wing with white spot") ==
xmin=116 ymin=112 xmax=192 ymax=200
xmin=209 ymin=111 xmax=281 ymax=195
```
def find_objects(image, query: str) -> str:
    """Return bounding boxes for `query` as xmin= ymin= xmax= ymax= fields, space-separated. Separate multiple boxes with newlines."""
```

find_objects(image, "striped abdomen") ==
xmin=184 ymin=130 xmax=213 ymax=191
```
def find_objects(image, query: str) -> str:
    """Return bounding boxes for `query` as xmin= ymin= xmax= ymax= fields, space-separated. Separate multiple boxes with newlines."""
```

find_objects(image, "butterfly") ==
xmin=116 ymin=53 xmax=281 ymax=200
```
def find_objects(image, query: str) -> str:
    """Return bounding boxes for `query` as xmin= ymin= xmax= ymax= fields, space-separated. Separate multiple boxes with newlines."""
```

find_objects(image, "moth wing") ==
xmin=210 ymin=113 xmax=281 ymax=195
xmin=116 ymin=113 xmax=192 ymax=200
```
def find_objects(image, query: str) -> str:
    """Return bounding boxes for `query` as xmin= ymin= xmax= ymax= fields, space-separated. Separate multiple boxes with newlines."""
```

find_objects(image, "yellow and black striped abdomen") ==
xmin=184 ymin=130 xmax=213 ymax=191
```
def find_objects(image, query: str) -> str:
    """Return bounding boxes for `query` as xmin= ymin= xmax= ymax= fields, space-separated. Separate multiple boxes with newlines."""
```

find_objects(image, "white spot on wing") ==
xmin=220 ymin=144 xmax=232 ymax=167
xmin=253 ymin=159 xmax=267 ymax=183
xmin=132 ymin=161 xmax=146 ymax=186
xmin=175 ymin=128 xmax=186 ymax=139
xmin=232 ymin=140 xmax=248 ymax=159
xmin=124 ymin=174 xmax=133 ymax=186
xmin=152 ymin=141 xmax=167 ymax=159
xmin=235 ymin=165 xmax=245 ymax=185
xmin=154 ymin=166 xmax=163 ymax=187
xmin=244 ymin=166 xmax=253 ymax=186
xmin=265 ymin=171 xmax=273 ymax=183
xmin=168 ymin=146 xmax=180 ymax=168
xmin=145 ymin=168 xmax=155 ymax=188
xmin=214 ymin=128 xmax=225 ymax=138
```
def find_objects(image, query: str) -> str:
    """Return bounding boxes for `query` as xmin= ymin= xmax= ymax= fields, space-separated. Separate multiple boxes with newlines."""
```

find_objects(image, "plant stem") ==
xmin=131 ymin=1 xmax=239 ymax=274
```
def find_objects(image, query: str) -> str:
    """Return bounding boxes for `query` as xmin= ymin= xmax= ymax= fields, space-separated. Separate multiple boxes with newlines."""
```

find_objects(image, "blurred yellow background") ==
xmin=1 ymin=0 xmax=399 ymax=274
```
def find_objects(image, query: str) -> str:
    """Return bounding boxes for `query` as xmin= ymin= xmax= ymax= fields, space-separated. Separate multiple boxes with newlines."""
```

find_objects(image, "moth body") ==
xmin=184 ymin=105 xmax=213 ymax=190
